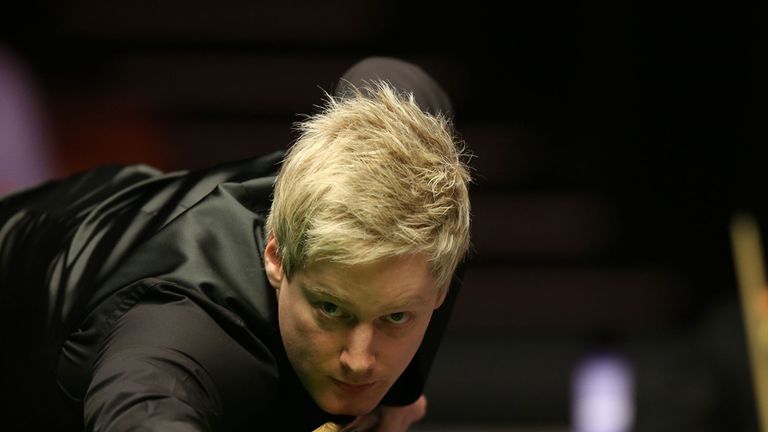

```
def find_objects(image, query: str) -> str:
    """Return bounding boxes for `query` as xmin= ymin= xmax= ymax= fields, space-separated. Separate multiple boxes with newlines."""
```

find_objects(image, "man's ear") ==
xmin=264 ymin=233 xmax=284 ymax=290
xmin=434 ymin=287 xmax=447 ymax=310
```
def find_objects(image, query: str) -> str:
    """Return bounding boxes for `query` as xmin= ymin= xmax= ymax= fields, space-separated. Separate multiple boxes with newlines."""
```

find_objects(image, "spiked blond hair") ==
xmin=266 ymin=82 xmax=471 ymax=291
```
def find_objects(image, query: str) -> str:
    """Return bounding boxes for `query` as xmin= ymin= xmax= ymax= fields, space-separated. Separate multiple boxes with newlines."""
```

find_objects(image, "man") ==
xmin=0 ymin=58 xmax=471 ymax=431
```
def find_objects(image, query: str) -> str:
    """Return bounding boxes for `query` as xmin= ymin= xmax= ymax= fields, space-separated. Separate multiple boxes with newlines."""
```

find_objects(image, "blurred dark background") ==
xmin=0 ymin=1 xmax=764 ymax=430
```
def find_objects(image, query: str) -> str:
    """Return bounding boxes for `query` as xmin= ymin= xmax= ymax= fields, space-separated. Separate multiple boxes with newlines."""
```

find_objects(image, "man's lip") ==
xmin=331 ymin=378 xmax=376 ymax=393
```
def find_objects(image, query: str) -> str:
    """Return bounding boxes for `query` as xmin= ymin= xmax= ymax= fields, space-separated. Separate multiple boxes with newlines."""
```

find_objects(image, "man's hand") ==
xmin=341 ymin=395 xmax=428 ymax=432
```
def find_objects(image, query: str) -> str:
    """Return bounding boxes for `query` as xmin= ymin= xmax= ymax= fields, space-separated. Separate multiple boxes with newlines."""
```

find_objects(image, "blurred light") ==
xmin=0 ymin=45 xmax=54 ymax=193
xmin=572 ymin=351 xmax=634 ymax=432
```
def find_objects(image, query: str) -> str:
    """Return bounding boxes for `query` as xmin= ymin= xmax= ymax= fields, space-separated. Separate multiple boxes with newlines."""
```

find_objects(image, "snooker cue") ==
xmin=730 ymin=212 xmax=768 ymax=431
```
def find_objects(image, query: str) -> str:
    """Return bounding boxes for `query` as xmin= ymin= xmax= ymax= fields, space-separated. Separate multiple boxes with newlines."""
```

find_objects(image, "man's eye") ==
xmin=319 ymin=302 xmax=343 ymax=318
xmin=385 ymin=312 xmax=410 ymax=325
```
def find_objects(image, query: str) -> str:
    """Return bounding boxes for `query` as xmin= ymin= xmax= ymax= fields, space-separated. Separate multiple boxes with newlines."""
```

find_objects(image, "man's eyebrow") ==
xmin=301 ymin=284 xmax=353 ymax=304
xmin=387 ymin=293 xmax=430 ymax=309
xmin=302 ymin=283 xmax=429 ymax=310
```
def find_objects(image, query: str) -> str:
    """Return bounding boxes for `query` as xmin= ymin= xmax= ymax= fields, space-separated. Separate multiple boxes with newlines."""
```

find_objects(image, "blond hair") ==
xmin=266 ymin=82 xmax=471 ymax=291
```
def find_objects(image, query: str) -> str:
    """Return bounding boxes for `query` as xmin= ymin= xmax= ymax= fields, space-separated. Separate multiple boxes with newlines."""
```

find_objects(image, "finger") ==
xmin=373 ymin=399 xmax=428 ymax=432
xmin=373 ymin=414 xmax=409 ymax=432
xmin=340 ymin=411 xmax=381 ymax=432
xmin=412 ymin=395 xmax=427 ymax=422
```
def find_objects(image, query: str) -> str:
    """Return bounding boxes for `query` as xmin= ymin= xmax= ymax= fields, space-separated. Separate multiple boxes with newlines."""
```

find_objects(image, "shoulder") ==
xmin=95 ymin=295 xmax=283 ymax=426
xmin=107 ymin=297 xmax=279 ymax=387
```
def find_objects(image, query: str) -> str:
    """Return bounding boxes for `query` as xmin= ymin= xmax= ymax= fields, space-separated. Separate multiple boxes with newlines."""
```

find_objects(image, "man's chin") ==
xmin=316 ymin=394 xmax=381 ymax=417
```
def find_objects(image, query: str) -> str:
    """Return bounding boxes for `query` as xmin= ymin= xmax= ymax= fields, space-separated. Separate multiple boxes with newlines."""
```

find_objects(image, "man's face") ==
xmin=264 ymin=237 xmax=443 ymax=416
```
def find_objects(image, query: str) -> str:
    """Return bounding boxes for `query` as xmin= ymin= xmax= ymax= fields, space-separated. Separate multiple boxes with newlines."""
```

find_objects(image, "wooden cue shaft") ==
xmin=730 ymin=212 xmax=768 ymax=431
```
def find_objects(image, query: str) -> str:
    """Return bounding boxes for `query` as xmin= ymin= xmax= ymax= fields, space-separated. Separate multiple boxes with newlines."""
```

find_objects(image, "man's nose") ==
xmin=339 ymin=323 xmax=376 ymax=378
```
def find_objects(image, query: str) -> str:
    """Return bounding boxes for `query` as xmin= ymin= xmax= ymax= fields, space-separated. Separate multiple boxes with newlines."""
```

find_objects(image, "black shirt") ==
xmin=0 ymin=151 xmax=457 ymax=431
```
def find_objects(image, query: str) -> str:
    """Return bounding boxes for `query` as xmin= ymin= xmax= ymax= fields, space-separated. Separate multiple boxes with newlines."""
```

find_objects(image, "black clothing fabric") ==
xmin=0 ymin=151 xmax=459 ymax=431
